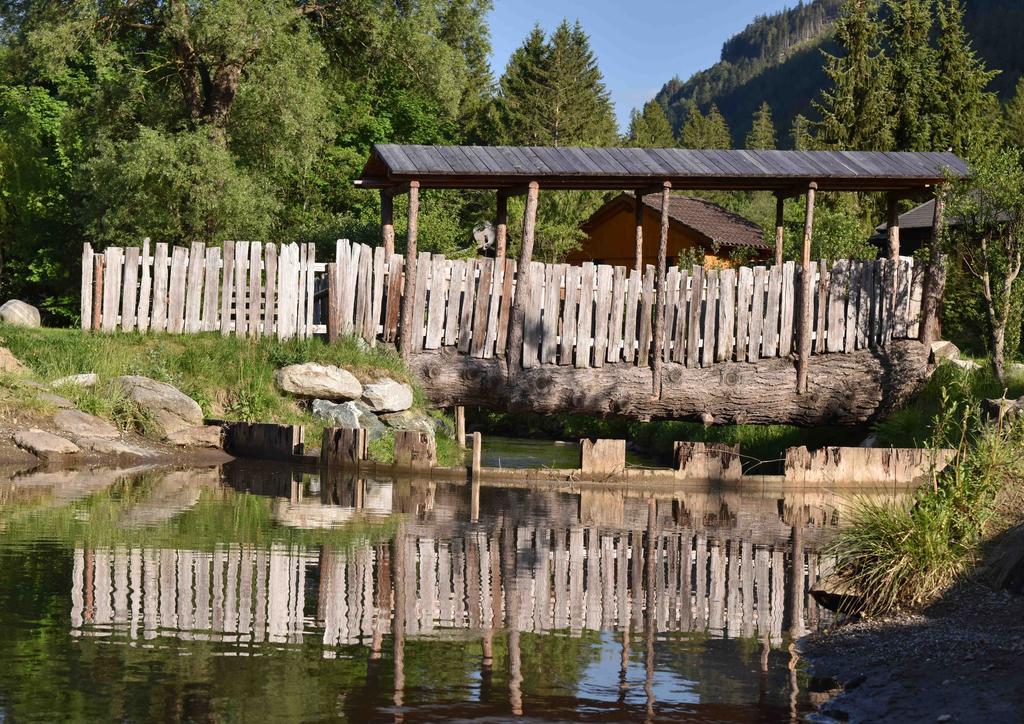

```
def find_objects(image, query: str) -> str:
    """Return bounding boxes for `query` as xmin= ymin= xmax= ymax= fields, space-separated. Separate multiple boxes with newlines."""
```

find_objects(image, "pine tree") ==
xmin=492 ymin=26 xmax=550 ymax=145
xmin=745 ymin=101 xmax=777 ymax=150
xmin=626 ymin=100 xmax=676 ymax=147
xmin=1005 ymin=78 xmax=1024 ymax=149
xmin=813 ymin=0 xmax=893 ymax=151
xmin=791 ymin=113 xmax=813 ymax=150
xmin=681 ymin=103 xmax=731 ymax=149
xmin=929 ymin=0 xmax=1001 ymax=158
xmin=885 ymin=0 xmax=936 ymax=151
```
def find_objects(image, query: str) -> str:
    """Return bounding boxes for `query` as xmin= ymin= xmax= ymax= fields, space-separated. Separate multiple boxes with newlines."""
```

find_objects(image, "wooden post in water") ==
xmin=455 ymin=406 xmax=466 ymax=448
xmin=886 ymin=192 xmax=901 ymax=261
xmin=391 ymin=528 xmax=406 ymax=711
xmin=796 ymin=182 xmax=817 ymax=394
xmin=506 ymin=181 xmax=539 ymax=371
xmin=774 ymin=193 xmax=786 ymax=267
xmin=652 ymin=181 xmax=672 ymax=395
xmin=381 ymin=190 xmax=395 ymax=257
xmin=470 ymin=431 xmax=482 ymax=522
xmin=920 ymin=190 xmax=946 ymax=347
xmin=91 ymin=254 xmax=105 ymax=332
xmin=398 ymin=180 xmax=420 ymax=361
xmin=495 ymin=190 xmax=509 ymax=260
xmin=634 ymin=191 xmax=645 ymax=274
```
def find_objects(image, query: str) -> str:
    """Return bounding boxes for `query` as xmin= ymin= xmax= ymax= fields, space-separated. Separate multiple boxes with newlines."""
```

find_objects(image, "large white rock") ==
xmin=929 ymin=340 xmax=960 ymax=363
xmin=52 ymin=373 xmax=98 ymax=388
xmin=54 ymin=409 xmax=119 ymax=439
xmin=13 ymin=429 xmax=79 ymax=458
xmin=361 ymin=379 xmax=414 ymax=412
xmin=114 ymin=375 xmax=203 ymax=437
xmin=274 ymin=363 xmax=362 ymax=401
xmin=0 ymin=300 xmax=40 ymax=328
xmin=950 ymin=358 xmax=981 ymax=372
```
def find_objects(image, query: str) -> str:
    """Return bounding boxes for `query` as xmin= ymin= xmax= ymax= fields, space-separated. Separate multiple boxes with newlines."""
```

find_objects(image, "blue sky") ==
xmin=488 ymin=0 xmax=798 ymax=131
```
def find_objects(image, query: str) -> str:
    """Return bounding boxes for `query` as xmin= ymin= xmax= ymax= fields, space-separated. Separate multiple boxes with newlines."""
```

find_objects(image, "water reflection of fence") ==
xmin=71 ymin=526 xmax=832 ymax=649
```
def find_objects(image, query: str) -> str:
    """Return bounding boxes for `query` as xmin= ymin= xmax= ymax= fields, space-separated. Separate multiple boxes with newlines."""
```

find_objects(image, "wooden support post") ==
xmin=774 ymin=193 xmax=786 ymax=267
xmin=326 ymin=262 xmax=340 ymax=342
xmin=319 ymin=427 xmax=367 ymax=468
xmin=634 ymin=191 xmax=645 ymax=273
xmin=393 ymin=429 xmax=437 ymax=468
xmin=495 ymin=191 xmax=509 ymax=260
xmin=652 ymin=181 xmax=671 ymax=395
xmin=506 ymin=181 xmax=539 ymax=370
xmin=455 ymin=406 xmax=466 ymax=448
xmin=397 ymin=180 xmax=420 ymax=360
xmin=381 ymin=190 xmax=395 ymax=257
xmin=796 ymin=182 xmax=817 ymax=394
xmin=91 ymin=254 xmax=105 ymax=332
xmin=886 ymin=193 xmax=901 ymax=261
xmin=471 ymin=431 xmax=482 ymax=479
xmin=920 ymin=190 xmax=946 ymax=347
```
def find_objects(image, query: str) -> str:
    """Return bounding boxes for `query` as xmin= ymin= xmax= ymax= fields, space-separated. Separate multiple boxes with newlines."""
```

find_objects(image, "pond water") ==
xmin=0 ymin=448 xmax=883 ymax=722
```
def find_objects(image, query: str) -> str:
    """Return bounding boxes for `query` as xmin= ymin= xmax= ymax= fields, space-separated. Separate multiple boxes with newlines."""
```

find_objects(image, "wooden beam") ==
xmin=506 ymin=181 xmax=540 ymax=370
xmin=886 ymin=192 xmax=900 ymax=261
xmin=796 ymin=182 xmax=817 ymax=394
xmin=920 ymin=189 xmax=946 ymax=347
xmin=381 ymin=191 xmax=395 ymax=257
xmin=652 ymin=181 xmax=672 ymax=395
xmin=774 ymin=193 xmax=785 ymax=267
xmin=495 ymin=191 xmax=508 ymax=260
xmin=397 ymin=180 xmax=420 ymax=360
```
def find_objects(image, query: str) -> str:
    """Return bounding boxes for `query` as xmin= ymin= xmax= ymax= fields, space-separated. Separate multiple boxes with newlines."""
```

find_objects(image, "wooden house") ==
xmin=568 ymin=193 xmax=770 ymax=268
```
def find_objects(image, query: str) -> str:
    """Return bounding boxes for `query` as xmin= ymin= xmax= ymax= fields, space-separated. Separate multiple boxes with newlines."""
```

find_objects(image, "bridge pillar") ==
xmin=796 ymin=181 xmax=817 ymax=394
xmin=652 ymin=181 xmax=672 ymax=396
xmin=506 ymin=180 xmax=540 ymax=371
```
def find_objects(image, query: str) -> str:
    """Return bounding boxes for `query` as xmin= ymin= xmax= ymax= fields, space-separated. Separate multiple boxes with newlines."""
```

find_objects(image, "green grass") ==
xmin=0 ymin=325 xmax=459 ymax=464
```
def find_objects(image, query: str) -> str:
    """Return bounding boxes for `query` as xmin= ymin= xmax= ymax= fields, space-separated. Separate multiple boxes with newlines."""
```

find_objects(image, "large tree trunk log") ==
xmin=408 ymin=340 xmax=931 ymax=426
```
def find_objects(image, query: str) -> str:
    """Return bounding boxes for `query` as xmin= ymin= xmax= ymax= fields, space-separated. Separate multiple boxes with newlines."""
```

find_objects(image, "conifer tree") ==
xmin=681 ymin=103 xmax=731 ymax=149
xmin=745 ymin=102 xmax=777 ymax=150
xmin=929 ymin=0 xmax=1001 ymax=157
xmin=1005 ymin=78 xmax=1024 ymax=149
xmin=813 ymin=0 xmax=893 ymax=151
xmin=492 ymin=26 xmax=550 ymax=145
xmin=627 ymin=100 xmax=676 ymax=147
xmin=885 ymin=0 xmax=935 ymax=151
xmin=791 ymin=114 xmax=813 ymax=150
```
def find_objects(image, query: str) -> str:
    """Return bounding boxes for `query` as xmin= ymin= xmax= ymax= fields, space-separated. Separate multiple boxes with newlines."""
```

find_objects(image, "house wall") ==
xmin=566 ymin=204 xmax=763 ymax=268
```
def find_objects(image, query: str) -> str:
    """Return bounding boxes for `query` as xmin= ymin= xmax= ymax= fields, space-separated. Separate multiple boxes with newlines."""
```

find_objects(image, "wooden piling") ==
xmin=319 ymin=427 xmax=367 ymax=467
xmin=455 ymin=406 xmax=466 ymax=448
xmin=393 ymin=429 xmax=436 ymax=468
xmin=506 ymin=181 xmax=539 ymax=370
xmin=796 ymin=182 xmax=817 ymax=394
xmin=471 ymin=431 xmax=482 ymax=479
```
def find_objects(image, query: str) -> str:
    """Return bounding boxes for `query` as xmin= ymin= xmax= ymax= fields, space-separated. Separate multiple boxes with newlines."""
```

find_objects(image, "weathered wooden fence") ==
xmin=81 ymin=239 xmax=922 ymax=368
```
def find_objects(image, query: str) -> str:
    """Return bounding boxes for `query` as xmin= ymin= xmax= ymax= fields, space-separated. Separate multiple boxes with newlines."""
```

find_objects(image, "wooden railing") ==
xmin=81 ymin=239 xmax=923 ymax=366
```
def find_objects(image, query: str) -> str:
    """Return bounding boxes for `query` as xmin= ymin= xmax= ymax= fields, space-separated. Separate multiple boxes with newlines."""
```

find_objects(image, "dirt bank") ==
xmin=801 ymin=581 xmax=1024 ymax=723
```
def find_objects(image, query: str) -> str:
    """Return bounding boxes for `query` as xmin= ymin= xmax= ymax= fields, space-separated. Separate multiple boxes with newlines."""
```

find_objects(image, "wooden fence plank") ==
xmin=495 ymin=259 xmax=515 ymax=354
xmin=673 ymin=270 xmax=689 ymax=364
xmin=151 ymin=242 xmax=170 ymax=333
xmin=354 ymin=244 xmax=372 ymax=342
xmin=735 ymin=266 xmax=752 ymax=361
xmin=844 ymin=261 xmax=860 ymax=352
xmin=167 ymin=245 xmax=189 ymax=334
xmin=871 ymin=259 xmax=885 ymax=348
xmin=137 ymin=238 xmax=152 ymax=333
xmin=184 ymin=241 xmax=206 ymax=333
xmin=607 ymin=266 xmax=627 ymax=363
xmin=746 ymin=266 xmax=766 ymax=362
xmin=121 ymin=246 xmax=140 ymax=332
xmin=541 ymin=263 xmax=561 ymax=364
xmin=218 ymin=241 xmax=234 ymax=336
xmin=621 ymin=268 xmax=640 ymax=364
xmin=102 ymin=247 xmax=123 ymax=332
xmin=779 ymin=261 xmax=795 ymax=356
xmin=702 ymin=269 xmax=719 ymax=367
xmin=444 ymin=259 xmax=464 ymax=347
xmin=81 ymin=243 xmax=94 ymax=331
xmin=827 ymin=259 xmax=848 ymax=353
xmin=274 ymin=244 xmax=292 ymax=339
xmin=457 ymin=259 xmax=477 ymax=354
xmin=593 ymin=265 xmax=613 ymax=367
xmin=522 ymin=262 xmax=544 ymax=367
xmin=717 ymin=268 xmax=736 ymax=362
xmin=471 ymin=257 xmax=493 ymax=358
xmin=303 ymin=242 xmax=316 ymax=338
xmin=908 ymin=260 xmax=923 ymax=339
xmin=384 ymin=253 xmax=403 ymax=343
xmin=880 ymin=259 xmax=895 ymax=346
xmin=411 ymin=251 xmax=430 ymax=352
xmin=638 ymin=265 xmax=656 ymax=368
xmin=893 ymin=257 xmax=911 ymax=338
xmin=560 ymin=264 xmax=580 ymax=365
xmin=762 ymin=264 xmax=782 ymax=357
xmin=663 ymin=267 xmax=680 ymax=363
xmin=814 ymin=260 xmax=828 ymax=354
xmin=686 ymin=266 xmax=703 ymax=368
xmin=91 ymin=255 xmax=104 ymax=332
xmin=857 ymin=261 xmax=874 ymax=350
xmin=246 ymin=242 xmax=262 ymax=338
xmin=342 ymin=242 xmax=359 ymax=336
xmin=232 ymin=241 xmax=250 ymax=338
xmin=370 ymin=246 xmax=385 ymax=343
xmin=484 ymin=258 xmax=504 ymax=358
xmin=576 ymin=263 xmax=596 ymax=368
xmin=261 ymin=244 xmax=276 ymax=336
xmin=425 ymin=254 xmax=447 ymax=350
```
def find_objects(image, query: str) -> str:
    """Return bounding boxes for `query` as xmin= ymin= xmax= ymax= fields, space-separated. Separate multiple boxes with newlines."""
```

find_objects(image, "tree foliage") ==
xmin=745 ymin=101 xmax=777 ymax=150
xmin=680 ymin=102 xmax=732 ymax=149
xmin=627 ymin=100 xmax=675 ymax=147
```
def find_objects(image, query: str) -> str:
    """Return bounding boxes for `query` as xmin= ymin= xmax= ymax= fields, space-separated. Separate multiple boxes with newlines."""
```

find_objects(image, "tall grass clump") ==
xmin=829 ymin=373 xmax=1024 ymax=615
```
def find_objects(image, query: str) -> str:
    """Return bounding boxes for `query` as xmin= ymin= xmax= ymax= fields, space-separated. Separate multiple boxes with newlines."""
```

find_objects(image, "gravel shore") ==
xmin=801 ymin=581 xmax=1024 ymax=723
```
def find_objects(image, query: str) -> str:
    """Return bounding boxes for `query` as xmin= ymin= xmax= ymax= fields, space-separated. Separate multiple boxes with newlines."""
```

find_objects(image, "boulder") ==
xmin=274 ymin=363 xmax=362 ymax=401
xmin=312 ymin=399 xmax=387 ymax=441
xmin=13 ymin=429 xmax=80 ymax=458
xmin=379 ymin=409 xmax=436 ymax=439
xmin=929 ymin=340 xmax=960 ymax=363
xmin=0 ymin=347 xmax=27 ymax=375
xmin=167 ymin=425 xmax=223 ymax=448
xmin=76 ymin=437 xmax=156 ymax=458
xmin=950 ymin=358 xmax=981 ymax=372
xmin=54 ymin=409 xmax=119 ymax=439
xmin=361 ymin=379 xmax=414 ymax=412
xmin=38 ymin=392 xmax=75 ymax=409
xmin=113 ymin=375 xmax=203 ymax=437
xmin=52 ymin=373 xmax=98 ymax=388
xmin=0 ymin=300 xmax=40 ymax=328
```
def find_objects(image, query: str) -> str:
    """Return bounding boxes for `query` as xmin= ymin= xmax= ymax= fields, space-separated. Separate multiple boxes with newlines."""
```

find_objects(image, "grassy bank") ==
xmin=829 ymin=363 xmax=1024 ymax=614
xmin=0 ymin=325 xmax=459 ymax=465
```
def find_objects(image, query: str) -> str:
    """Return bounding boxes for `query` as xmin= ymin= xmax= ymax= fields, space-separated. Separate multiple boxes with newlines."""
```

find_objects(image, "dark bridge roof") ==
xmin=356 ymin=144 xmax=968 ymax=192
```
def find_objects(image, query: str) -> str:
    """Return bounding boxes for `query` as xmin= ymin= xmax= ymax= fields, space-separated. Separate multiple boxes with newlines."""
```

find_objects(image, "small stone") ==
xmin=0 ymin=347 xmax=27 ymax=375
xmin=312 ymin=399 xmax=387 ymax=441
xmin=0 ymin=300 xmax=41 ymax=328
xmin=113 ymin=375 xmax=203 ymax=437
xmin=54 ymin=409 xmax=119 ymax=439
xmin=13 ymin=429 xmax=79 ymax=457
xmin=361 ymin=379 xmax=414 ymax=413
xmin=274 ymin=363 xmax=362 ymax=401
xmin=166 ymin=425 xmax=223 ymax=448
xmin=950 ymin=358 xmax=981 ymax=372
xmin=52 ymin=373 xmax=98 ymax=388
